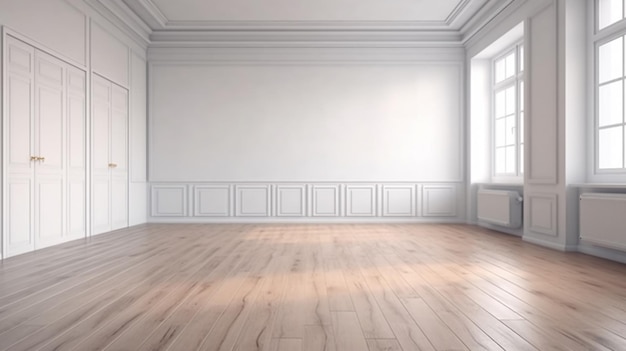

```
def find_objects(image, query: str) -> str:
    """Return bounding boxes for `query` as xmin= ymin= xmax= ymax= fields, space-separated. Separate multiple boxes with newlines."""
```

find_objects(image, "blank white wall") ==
xmin=0 ymin=0 xmax=87 ymax=66
xmin=150 ymin=63 xmax=463 ymax=182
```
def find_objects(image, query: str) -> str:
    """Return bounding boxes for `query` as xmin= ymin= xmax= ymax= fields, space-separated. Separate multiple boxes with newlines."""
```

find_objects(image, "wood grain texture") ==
xmin=0 ymin=223 xmax=625 ymax=351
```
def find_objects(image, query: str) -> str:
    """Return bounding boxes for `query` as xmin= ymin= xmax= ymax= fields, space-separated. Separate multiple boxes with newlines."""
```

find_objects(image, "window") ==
xmin=492 ymin=43 xmax=524 ymax=177
xmin=596 ymin=0 xmax=626 ymax=171
xmin=599 ymin=0 xmax=624 ymax=30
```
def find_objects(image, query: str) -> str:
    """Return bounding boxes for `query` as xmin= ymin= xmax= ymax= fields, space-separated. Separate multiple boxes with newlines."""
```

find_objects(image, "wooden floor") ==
xmin=0 ymin=224 xmax=625 ymax=351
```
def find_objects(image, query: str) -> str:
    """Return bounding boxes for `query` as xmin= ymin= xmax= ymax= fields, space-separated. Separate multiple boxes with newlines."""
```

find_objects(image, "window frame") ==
xmin=593 ymin=0 xmax=626 ymax=178
xmin=491 ymin=42 xmax=525 ymax=180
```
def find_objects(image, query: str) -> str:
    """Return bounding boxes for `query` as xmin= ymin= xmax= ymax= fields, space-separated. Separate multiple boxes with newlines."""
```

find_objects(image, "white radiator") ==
xmin=580 ymin=193 xmax=626 ymax=252
xmin=477 ymin=189 xmax=523 ymax=228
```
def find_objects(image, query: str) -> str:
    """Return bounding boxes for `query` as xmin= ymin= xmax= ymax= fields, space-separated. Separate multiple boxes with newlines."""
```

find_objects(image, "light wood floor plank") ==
xmin=0 ymin=224 xmax=624 ymax=351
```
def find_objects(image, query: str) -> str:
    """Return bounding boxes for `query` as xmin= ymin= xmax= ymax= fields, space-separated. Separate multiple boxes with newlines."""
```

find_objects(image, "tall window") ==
xmin=596 ymin=0 xmax=626 ymax=171
xmin=493 ymin=43 xmax=524 ymax=177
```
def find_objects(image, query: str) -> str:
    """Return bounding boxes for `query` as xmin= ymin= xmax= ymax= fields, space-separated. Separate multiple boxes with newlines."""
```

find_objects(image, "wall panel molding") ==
xmin=149 ymin=182 xmax=463 ymax=222
xmin=528 ymin=193 xmax=558 ymax=236
xmin=276 ymin=185 xmax=306 ymax=217
xmin=423 ymin=184 xmax=458 ymax=217
xmin=194 ymin=185 xmax=231 ymax=217
xmin=382 ymin=184 xmax=416 ymax=217
xmin=311 ymin=185 xmax=341 ymax=217
xmin=345 ymin=184 xmax=377 ymax=217
xmin=151 ymin=185 xmax=187 ymax=217
xmin=235 ymin=185 xmax=271 ymax=217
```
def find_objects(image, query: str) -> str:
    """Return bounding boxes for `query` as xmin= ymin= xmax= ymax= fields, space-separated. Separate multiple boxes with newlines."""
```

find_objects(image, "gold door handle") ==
xmin=38 ymin=156 xmax=45 ymax=162
xmin=30 ymin=156 xmax=38 ymax=162
xmin=108 ymin=163 xmax=117 ymax=168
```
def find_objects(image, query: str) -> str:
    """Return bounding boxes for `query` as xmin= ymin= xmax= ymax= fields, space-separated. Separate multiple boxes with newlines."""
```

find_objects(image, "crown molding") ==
xmin=460 ymin=0 xmax=519 ymax=44
xmin=160 ymin=20 xmax=453 ymax=31
xmin=148 ymin=29 xmax=464 ymax=48
xmin=86 ymin=0 xmax=151 ymax=47
xmin=124 ymin=0 xmax=167 ymax=29
xmin=147 ymin=47 xmax=465 ymax=65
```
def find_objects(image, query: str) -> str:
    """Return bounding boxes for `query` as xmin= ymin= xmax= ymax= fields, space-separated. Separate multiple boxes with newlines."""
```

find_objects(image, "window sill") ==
xmin=570 ymin=183 xmax=626 ymax=189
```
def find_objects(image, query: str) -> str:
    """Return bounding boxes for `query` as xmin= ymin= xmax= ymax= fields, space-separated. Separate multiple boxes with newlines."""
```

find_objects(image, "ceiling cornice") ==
xmin=97 ymin=0 xmax=517 ymax=47
xmin=86 ymin=0 xmax=152 ymax=47
xmin=148 ymin=30 xmax=464 ymax=49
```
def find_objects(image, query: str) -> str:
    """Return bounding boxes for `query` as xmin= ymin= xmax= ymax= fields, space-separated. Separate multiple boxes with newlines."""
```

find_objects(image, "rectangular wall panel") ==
xmin=312 ymin=185 xmax=340 ymax=217
xmin=151 ymin=185 xmax=187 ymax=217
xmin=346 ymin=185 xmax=377 ymax=217
xmin=276 ymin=185 xmax=306 ymax=217
xmin=423 ymin=185 xmax=457 ymax=217
xmin=528 ymin=193 xmax=558 ymax=236
xmin=236 ymin=185 xmax=270 ymax=217
xmin=382 ymin=185 xmax=415 ymax=217
xmin=194 ymin=185 xmax=231 ymax=217
xmin=130 ymin=52 xmax=147 ymax=182
xmin=91 ymin=22 xmax=129 ymax=87
xmin=528 ymin=4 xmax=558 ymax=184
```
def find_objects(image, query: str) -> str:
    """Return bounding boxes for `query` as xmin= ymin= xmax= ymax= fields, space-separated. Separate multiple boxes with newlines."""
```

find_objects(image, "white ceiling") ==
xmin=119 ymin=0 xmax=493 ymax=31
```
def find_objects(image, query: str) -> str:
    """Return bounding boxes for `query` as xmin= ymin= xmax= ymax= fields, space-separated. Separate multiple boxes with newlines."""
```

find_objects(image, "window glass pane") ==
xmin=599 ymin=126 xmax=624 ymax=169
xmin=599 ymin=80 xmax=623 ymax=127
xmin=519 ymin=81 xmax=524 ymax=111
xmin=495 ymin=148 xmax=506 ymax=174
xmin=517 ymin=112 xmax=524 ymax=143
xmin=495 ymin=58 xmax=506 ymax=83
xmin=599 ymin=0 xmax=623 ymax=30
xmin=505 ymin=146 xmax=516 ymax=174
xmin=505 ymin=53 xmax=516 ymax=79
xmin=505 ymin=86 xmax=516 ymax=115
xmin=519 ymin=45 xmax=524 ymax=72
xmin=505 ymin=115 xmax=516 ymax=145
xmin=599 ymin=37 xmax=623 ymax=84
xmin=519 ymin=144 xmax=524 ymax=173
xmin=495 ymin=118 xmax=506 ymax=147
xmin=495 ymin=90 xmax=505 ymax=117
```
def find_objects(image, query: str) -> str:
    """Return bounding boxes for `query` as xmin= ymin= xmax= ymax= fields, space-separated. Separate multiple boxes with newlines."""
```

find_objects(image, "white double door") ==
xmin=3 ymin=36 xmax=86 ymax=257
xmin=91 ymin=74 xmax=128 ymax=235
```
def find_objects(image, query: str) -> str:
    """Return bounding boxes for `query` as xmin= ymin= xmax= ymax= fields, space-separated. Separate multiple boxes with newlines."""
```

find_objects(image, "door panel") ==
xmin=6 ymin=179 xmax=34 ymax=256
xmin=92 ymin=100 xmax=111 ymax=174
xmin=111 ymin=176 xmax=128 ymax=231
xmin=36 ymin=84 xmax=65 ymax=172
xmin=68 ymin=181 xmax=86 ymax=239
xmin=7 ymin=74 xmax=34 ymax=170
xmin=92 ymin=177 xmax=111 ymax=235
xmin=35 ymin=178 xmax=64 ymax=248
xmin=111 ymin=85 xmax=128 ymax=173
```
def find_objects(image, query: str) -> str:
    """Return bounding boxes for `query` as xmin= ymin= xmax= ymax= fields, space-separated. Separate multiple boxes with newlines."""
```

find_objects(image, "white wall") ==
xmin=150 ymin=63 xmax=463 ymax=182
xmin=0 ymin=0 xmax=87 ymax=66
xmin=148 ymin=47 xmax=466 ymax=222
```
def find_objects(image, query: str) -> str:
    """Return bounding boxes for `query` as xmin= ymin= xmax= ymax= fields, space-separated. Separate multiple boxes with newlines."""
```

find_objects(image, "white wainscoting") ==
xmin=235 ymin=185 xmax=271 ymax=217
xmin=528 ymin=193 xmax=558 ymax=236
xmin=151 ymin=185 xmax=188 ymax=217
xmin=422 ymin=185 xmax=458 ymax=217
xmin=311 ymin=185 xmax=341 ymax=217
xmin=276 ymin=185 xmax=307 ymax=217
xmin=345 ymin=185 xmax=377 ymax=217
xmin=194 ymin=185 xmax=231 ymax=217
xmin=149 ymin=182 xmax=462 ymax=222
xmin=382 ymin=185 xmax=416 ymax=217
